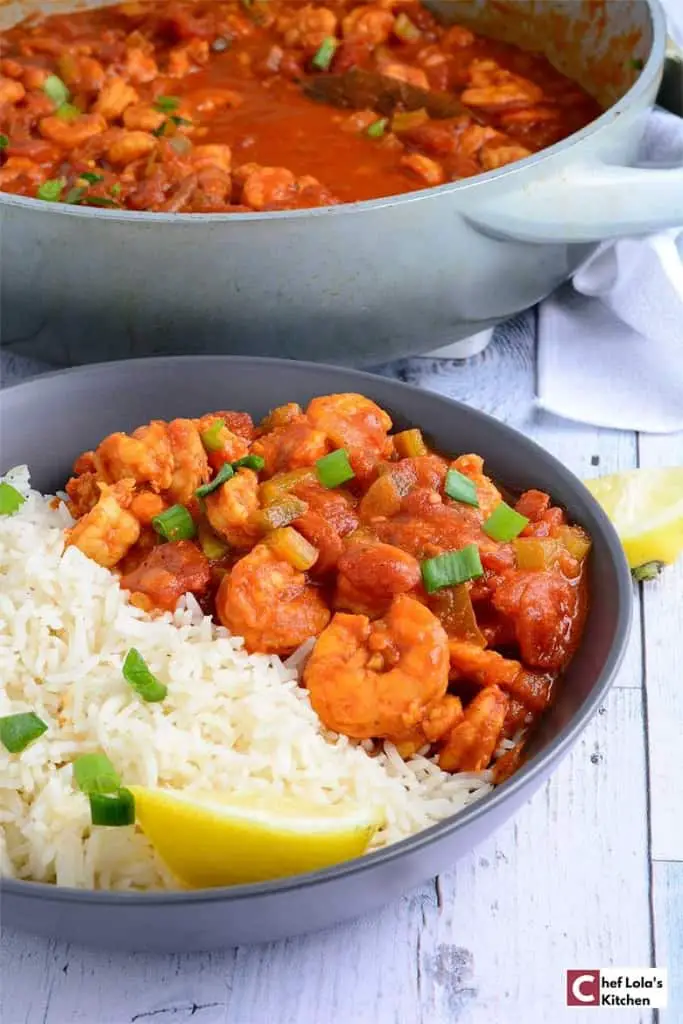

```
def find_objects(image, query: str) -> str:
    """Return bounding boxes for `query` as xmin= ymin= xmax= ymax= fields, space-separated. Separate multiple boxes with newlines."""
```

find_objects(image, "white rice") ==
xmin=0 ymin=468 xmax=492 ymax=891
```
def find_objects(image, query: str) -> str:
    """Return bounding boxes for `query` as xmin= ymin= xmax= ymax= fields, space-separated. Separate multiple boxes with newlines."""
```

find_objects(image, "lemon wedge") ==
xmin=128 ymin=787 xmax=382 ymax=889
xmin=584 ymin=468 xmax=683 ymax=578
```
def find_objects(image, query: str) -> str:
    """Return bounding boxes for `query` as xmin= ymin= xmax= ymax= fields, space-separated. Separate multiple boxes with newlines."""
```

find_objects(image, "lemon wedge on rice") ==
xmin=128 ymin=787 xmax=382 ymax=889
xmin=584 ymin=468 xmax=683 ymax=579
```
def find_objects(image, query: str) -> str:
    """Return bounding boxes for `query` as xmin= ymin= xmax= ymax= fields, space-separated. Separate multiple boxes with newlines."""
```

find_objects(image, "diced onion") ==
xmin=393 ymin=428 xmax=428 ymax=459
xmin=266 ymin=526 xmax=319 ymax=571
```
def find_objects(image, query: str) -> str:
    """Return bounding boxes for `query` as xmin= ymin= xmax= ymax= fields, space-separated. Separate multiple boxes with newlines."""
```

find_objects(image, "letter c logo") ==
xmin=567 ymin=970 xmax=600 ymax=1006
xmin=573 ymin=975 xmax=597 ymax=1002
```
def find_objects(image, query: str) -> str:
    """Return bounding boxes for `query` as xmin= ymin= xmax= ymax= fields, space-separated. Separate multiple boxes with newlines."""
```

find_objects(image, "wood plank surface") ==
xmin=638 ymin=431 xmax=683 ymax=862
xmin=653 ymin=861 xmax=683 ymax=1023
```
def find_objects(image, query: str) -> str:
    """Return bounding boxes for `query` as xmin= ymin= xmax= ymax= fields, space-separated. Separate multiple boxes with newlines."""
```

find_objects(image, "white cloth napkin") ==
xmin=537 ymin=109 xmax=683 ymax=433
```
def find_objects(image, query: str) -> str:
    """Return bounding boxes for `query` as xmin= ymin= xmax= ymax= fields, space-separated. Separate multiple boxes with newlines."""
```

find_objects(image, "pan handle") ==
xmin=469 ymin=160 xmax=683 ymax=244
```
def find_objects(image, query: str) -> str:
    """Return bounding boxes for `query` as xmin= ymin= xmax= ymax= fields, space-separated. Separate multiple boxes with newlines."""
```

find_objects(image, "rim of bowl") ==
xmin=0 ymin=355 xmax=634 ymax=905
xmin=0 ymin=0 xmax=667 ymax=225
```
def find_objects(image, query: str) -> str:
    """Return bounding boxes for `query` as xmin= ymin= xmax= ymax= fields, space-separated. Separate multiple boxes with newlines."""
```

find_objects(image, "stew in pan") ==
xmin=0 ymin=1 xmax=603 ymax=212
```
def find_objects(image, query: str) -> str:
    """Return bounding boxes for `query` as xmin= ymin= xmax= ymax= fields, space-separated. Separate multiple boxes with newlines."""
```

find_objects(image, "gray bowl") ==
xmin=0 ymin=357 xmax=632 ymax=952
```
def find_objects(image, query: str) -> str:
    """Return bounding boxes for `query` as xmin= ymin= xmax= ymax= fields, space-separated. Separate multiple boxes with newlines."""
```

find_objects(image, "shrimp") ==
xmin=66 ymin=479 xmax=140 ymax=568
xmin=279 ymin=5 xmax=338 ymax=51
xmin=252 ymin=416 xmax=329 ymax=476
xmin=129 ymin=490 xmax=166 ymax=525
xmin=450 ymin=454 xmax=502 ymax=518
xmin=166 ymin=418 xmax=210 ymax=505
xmin=306 ymin=394 xmax=393 ymax=484
xmin=240 ymin=166 xmax=297 ymax=210
xmin=480 ymin=144 xmax=532 ymax=171
xmin=400 ymin=153 xmax=445 ymax=186
xmin=123 ymin=102 xmax=166 ymax=133
xmin=39 ymin=113 xmax=107 ymax=147
xmin=216 ymin=544 xmax=331 ymax=655
xmin=92 ymin=76 xmax=139 ymax=120
xmin=438 ymin=685 xmax=509 ymax=772
xmin=94 ymin=421 xmax=173 ymax=492
xmin=120 ymin=540 xmax=210 ymax=612
xmin=373 ymin=495 xmax=496 ymax=561
xmin=449 ymin=641 xmax=521 ymax=689
xmin=204 ymin=468 xmax=261 ymax=549
xmin=303 ymin=595 xmax=449 ymax=740
xmin=492 ymin=570 xmax=579 ymax=670
xmin=342 ymin=4 xmax=394 ymax=45
xmin=382 ymin=63 xmax=429 ymax=90
xmin=293 ymin=480 xmax=359 ymax=574
xmin=359 ymin=454 xmax=447 ymax=521
xmin=335 ymin=541 xmax=421 ymax=616
xmin=65 ymin=471 xmax=101 ymax=517
xmin=394 ymin=694 xmax=464 ymax=758
xmin=462 ymin=59 xmax=544 ymax=110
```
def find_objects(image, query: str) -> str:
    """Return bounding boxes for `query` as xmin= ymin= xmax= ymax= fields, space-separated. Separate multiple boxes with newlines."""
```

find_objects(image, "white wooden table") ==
xmin=1 ymin=330 xmax=681 ymax=1024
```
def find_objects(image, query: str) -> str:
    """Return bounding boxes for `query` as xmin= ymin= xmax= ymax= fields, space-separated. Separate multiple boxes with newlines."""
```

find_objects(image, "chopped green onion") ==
xmin=89 ymin=788 xmax=135 ymax=827
xmin=0 ymin=481 xmax=26 ymax=515
xmin=170 ymin=115 xmax=192 ymax=127
xmin=0 ymin=134 xmax=9 ymax=149
xmin=629 ymin=57 xmax=644 ymax=71
xmin=312 ymin=36 xmax=338 ymax=71
xmin=445 ymin=469 xmax=479 ymax=507
xmin=200 ymin=419 xmax=226 ymax=452
xmin=110 ymin=182 xmax=122 ymax=196
xmin=482 ymin=502 xmax=529 ymax=542
xmin=421 ymin=545 xmax=484 ymax=593
xmin=152 ymin=120 xmax=170 ymax=138
xmin=152 ymin=504 xmax=197 ymax=541
xmin=367 ymin=117 xmax=388 ymax=139
xmin=0 ymin=712 xmax=48 ymax=753
xmin=56 ymin=102 xmax=80 ymax=120
xmin=315 ymin=449 xmax=355 ymax=489
xmin=37 ymin=178 xmax=65 ymax=202
xmin=232 ymin=455 xmax=265 ymax=472
xmin=65 ymin=185 xmax=86 ymax=204
xmin=122 ymin=648 xmax=167 ymax=703
xmin=43 ymin=74 xmax=70 ymax=107
xmin=154 ymin=95 xmax=181 ymax=113
xmin=195 ymin=462 xmax=234 ymax=498
xmin=82 ymin=195 xmax=119 ymax=207
xmin=73 ymin=752 xmax=121 ymax=794
xmin=79 ymin=171 xmax=104 ymax=185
